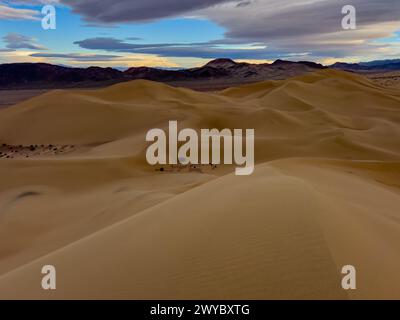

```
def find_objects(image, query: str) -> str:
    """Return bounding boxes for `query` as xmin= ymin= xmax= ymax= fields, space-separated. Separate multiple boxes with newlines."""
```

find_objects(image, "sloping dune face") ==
xmin=0 ymin=70 xmax=399 ymax=299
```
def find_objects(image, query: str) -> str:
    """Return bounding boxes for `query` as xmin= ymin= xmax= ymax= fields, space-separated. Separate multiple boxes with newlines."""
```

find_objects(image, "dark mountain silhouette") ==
xmin=0 ymin=63 xmax=125 ymax=88
xmin=124 ymin=64 xmax=230 ymax=81
xmin=1 ymin=58 xmax=398 ymax=89
xmin=0 ymin=59 xmax=329 ymax=89
xmin=331 ymin=59 xmax=400 ymax=72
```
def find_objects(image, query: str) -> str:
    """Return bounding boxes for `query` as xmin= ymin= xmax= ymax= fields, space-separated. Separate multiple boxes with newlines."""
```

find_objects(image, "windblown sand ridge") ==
xmin=0 ymin=70 xmax=399 ymax=299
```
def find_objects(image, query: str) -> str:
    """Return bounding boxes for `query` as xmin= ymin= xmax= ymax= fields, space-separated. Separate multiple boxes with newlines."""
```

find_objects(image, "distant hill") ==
xmin=331 ymin=59 xmax=400 ymax=72
xmin=2 ymin=58 xmax=399 ymax=89
xmin=0 ymin=59 xmax=326 ymax=89
xmin=360 ymin=59 xmax=400 ymax=67
xmin=0 ymin=63 xmax=126 ymax=88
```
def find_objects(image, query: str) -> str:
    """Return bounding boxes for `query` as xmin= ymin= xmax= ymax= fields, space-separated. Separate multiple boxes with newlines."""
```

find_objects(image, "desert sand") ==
xmin=0 ymin=89 xmax=49 ymax=109
xmin=368 ymin=71 xmax=400 ymax=89
xmin=0 ymin=69 xmax=399 ymax=299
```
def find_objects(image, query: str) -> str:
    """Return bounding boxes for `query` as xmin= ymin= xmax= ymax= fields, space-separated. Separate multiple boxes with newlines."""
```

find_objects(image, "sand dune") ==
xmin=0 ymin=70 xmax=399 ymax=299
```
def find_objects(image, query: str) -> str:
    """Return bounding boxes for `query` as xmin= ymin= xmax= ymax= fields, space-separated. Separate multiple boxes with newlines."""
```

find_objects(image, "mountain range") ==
xmin=331 ymin=59 xmax=400 ymax=72
xmin=0 ymin=58 xmax=399 ymax=89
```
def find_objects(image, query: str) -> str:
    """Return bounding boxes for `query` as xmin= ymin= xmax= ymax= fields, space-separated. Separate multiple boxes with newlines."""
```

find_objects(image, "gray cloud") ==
xmin=30 ymin=52 xmax=122 ymax=61
xmin=64 ymin=0 xmax=400 ymax=61
xmin=74 ymin=37 xmax=298 ymax=60
xmin=61 ymin=0 xmax=234 ymax=23
xmin=59 ymin=0 xmax=400 ymax=34
xmin=74 ymin=34 xmax=397 ymax=61
xmin=236 ymin=1 xmax=252 ymax=8
xmin=74 ymin=37 xmax=183 ymax=50
xmin=195 ymin=0 xmax=400 ymax=59
xmin=0 ymin=48 xmax=16 ymax=52
xmin=3 ymin=33 xmax=47 ymax=50
xmin=125 ymin=37 xmax=143 ymax=41
xmin=199 ymin=0 xmax=400 ymax=40
xmin=5 ymin=0 xmax=58 ymax=3
xmin=0 ymin=4 xmax=39 ymax=20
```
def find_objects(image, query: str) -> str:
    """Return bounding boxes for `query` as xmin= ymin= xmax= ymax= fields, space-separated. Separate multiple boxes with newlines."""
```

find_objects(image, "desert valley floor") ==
xmin=0 ymin=70 xmax=399 ymax=299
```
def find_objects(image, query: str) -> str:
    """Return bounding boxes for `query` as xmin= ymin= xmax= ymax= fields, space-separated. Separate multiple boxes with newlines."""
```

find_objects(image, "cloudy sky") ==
xmin=0 ymin=0 xmax=399 ymax=68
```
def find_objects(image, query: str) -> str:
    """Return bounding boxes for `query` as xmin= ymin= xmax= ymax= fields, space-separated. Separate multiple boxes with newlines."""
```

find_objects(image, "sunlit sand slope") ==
xmin=0 ymin=70 xmax=399 ymax=299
